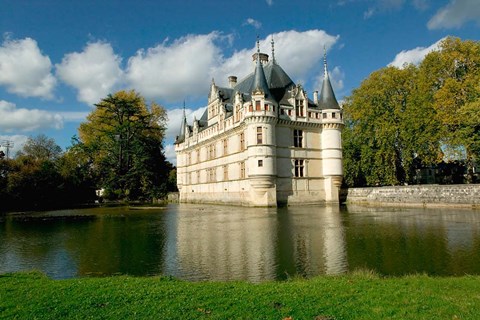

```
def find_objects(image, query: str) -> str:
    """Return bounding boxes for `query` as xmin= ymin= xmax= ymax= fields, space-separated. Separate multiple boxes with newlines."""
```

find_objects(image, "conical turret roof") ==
xmin=318 ymin=50 xmax=340 ymax=110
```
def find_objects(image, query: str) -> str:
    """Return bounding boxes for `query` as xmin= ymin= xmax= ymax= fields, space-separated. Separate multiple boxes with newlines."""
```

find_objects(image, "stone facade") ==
xmin=175 ymin=41 xmax=343 ymax=207
xmin=344 ymin=185 xmax=480 ymax=208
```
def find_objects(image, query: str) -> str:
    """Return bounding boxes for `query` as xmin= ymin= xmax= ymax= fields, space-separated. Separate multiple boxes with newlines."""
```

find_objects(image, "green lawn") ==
xmin=1 ymin=271 xmax=479 ymax=319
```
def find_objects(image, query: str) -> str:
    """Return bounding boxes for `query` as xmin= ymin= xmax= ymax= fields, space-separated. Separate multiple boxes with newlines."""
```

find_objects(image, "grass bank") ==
xmin=1 ymin=271 xmax=479 ymax=319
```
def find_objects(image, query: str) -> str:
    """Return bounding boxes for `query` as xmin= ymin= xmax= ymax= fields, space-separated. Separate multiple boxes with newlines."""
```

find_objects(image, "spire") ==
xmin=271 ymin=35 xmax=276 ymax=63
xmin=175 ymin=101 xmax=188 ymax=143
xmin=318 ymin=48 xmax=340 ymax=110
xmin=251 ymin=37 xmax=271 ymax=97
xmin=323 ymin=45 xmax=328 ymax=77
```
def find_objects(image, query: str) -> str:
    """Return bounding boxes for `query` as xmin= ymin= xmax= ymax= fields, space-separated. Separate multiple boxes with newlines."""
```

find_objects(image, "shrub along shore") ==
xmin=1 ymin=271 xmax=479 ymax=319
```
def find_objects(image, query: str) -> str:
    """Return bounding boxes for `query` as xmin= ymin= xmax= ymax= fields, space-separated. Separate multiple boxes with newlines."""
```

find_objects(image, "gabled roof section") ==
xmin=318 ymin=49 xmax=340 ymax=110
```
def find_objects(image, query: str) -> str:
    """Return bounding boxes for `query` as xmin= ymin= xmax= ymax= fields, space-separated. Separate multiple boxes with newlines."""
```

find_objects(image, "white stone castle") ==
xmin=175 ymin=39 xmax=343 ymax=206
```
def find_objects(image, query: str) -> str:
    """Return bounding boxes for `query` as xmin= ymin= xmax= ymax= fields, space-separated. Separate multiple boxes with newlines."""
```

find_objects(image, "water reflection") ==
xmin=1 ymin=204 xmax=480 ymax=280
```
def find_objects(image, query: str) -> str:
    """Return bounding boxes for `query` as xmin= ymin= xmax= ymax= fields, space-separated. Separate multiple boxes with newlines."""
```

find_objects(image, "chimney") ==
xmin=251 ymin=52 xmax=269 ymax=66
xmin=228 ymin=76 xmax=237 ymax=88
xmin=314 ymin=90 xmax=319 ymax=105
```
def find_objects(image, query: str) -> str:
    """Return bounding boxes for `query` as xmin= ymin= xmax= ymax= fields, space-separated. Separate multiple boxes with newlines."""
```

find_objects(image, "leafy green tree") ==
xmin=343 ymin=65 xmax=440 ymax=186
xmin=418 ymin=37 xmax=480 ymax=182
xmin=78 ymin=90 xmax=169 ymax=201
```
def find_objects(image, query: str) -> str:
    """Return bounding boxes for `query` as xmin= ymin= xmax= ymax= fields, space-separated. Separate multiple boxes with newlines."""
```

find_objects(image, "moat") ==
xmin=1 ymin=204 xmax=480 ymax=281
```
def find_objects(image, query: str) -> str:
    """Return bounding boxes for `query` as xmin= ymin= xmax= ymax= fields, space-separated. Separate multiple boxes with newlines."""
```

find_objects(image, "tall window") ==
xmin=255 ymin=100 xmax=261 ymax=111
xmin=295 ymin=100 xmax=304 ymax=117
xmin=223 ymin=165 xmax=228 ymax=181
xmin=240 ymin=162 xmax=246 ymax=179
xmin=294 ymin=129 xmax=303 ymax=148
xmin=240 ymin=132 xmax=245 ymax=151
xmin=223 ymin=139 xmax=228 ymax=156
xmin=256 ymin=127 xmax=263 ymax=144
xmin=294 ymin=159 xmax=304 ymax=177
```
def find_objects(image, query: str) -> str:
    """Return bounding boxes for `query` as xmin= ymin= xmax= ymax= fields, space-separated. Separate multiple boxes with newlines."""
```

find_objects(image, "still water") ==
xmin=1 ymin=204 xmax=480 ymax=281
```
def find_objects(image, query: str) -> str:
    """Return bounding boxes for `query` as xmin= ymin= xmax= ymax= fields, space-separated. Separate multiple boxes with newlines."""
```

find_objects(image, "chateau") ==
xmin=175 ymin=40 xmax=343 ymax=206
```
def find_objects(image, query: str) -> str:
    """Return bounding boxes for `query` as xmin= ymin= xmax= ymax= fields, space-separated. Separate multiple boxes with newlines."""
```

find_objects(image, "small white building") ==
xmin=175 ymin=40 xmax=343 ymax=207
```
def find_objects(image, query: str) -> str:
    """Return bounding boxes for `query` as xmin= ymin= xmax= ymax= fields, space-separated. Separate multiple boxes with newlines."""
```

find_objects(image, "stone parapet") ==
xmin=343 ymin=184 xmax=480 ymax=208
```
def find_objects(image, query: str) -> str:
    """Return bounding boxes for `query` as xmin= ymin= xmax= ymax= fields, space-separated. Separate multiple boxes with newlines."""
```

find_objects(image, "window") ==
xmin=256 ymin=127 xmax=263 ymax=144
xmin=332 ymin=112 xmax=336 ymax=119
xmin=240 ymin=132 xmax=245 ymax=151
xmin=255 ymin=100 xmax=261 ymax=111
xmin=323 ymin=113 xmax=327 ymax=119
xmin=280 ymin=109 xmax=285 ymax=115
xmin=288 ymin=110 xmax=292 ymax=116
xmin=223 ymin=165 xmax=228 ymax=181
xmin=294 ymin=159 xmax=304 ymax=177
xmin=223 ymin=139 xmax=228 ymax=156
xmin=240 ymin=162 xmax=246 ymax=179
xmin=294 ymin=129 xmax=303 ymax=148
xmin=249 ymin=105 xmax=253 ymax=112
xmin=295 ymin=100 xmax=304 ymax=117
xmin=258 ymin=159 xmax=263 ymax=167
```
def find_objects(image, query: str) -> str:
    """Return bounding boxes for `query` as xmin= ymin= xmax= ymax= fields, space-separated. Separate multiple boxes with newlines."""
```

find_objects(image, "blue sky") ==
xmin=1 ymin=0 xmax=479 ymax=163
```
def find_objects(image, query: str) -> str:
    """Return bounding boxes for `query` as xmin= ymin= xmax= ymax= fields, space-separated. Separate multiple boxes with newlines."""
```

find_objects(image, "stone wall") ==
xmin=343 ymin=184 xmax=480 ymax=208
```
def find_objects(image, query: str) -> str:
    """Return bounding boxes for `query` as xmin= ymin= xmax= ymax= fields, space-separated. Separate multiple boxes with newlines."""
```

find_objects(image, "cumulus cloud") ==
xmin=243 ymin=18 xmax=262 ymax=29
xmin=427 ymin=0 xmax=480 ymax=29
xmin=0 ymin=37 xmax=56 ymax=99
xmin=389 ymin=38 xmax=445 ymax=68
xmin=0 ymin=135 xmax=29 ymax=158
xmin=126 ymin=33 xmax=222 ymax=103
xmin=164 ymin=144 xmax=177 ymax=165
xmin=125 ymin=30 xmax=338 ymax=103
xmin=58 ymin=111 xmax=89 ymax=122
xmin=0 ymin=100 xmax=63 ymax=133
xmin=56 ymin=42 xmax=123 ymax=105
xmin=266 ymin=0 xmax=273 ymax=6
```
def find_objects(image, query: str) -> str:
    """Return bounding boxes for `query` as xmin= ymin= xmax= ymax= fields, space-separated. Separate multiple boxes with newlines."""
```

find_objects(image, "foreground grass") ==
xmin=1 ymin=271 xmax=479 ymax=319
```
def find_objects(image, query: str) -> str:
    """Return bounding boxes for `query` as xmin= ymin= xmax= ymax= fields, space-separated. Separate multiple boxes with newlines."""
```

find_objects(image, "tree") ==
xmin=16 ymin=134 xmax=63 ymax=161
xmin=418 ymin=37 xmax=480 ymax=182
xmin=77 ymin=90 xmax=169 ymax=201
xmin=343 ymin=65 xmax=441 ymax=186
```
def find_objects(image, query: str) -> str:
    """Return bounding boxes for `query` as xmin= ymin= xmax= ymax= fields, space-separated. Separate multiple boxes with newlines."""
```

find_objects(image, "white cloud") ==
xmin=0 ymin=37 xmax=56 ymax=99
xmin=427 ymin=0 xmax=480 ymax=29
xmin=266 ymin=0 xmax=273 ymax=6
xmin=243 ymin=18 xmax=262 ymax=29
xmin=164 ymin=144 xmax=177 ymax=165
xmin=58 ymin=111 xmax=89 ymax=122
xmin=56 ymin=42 xmax=123 ymax=105
xmin=126 ymin=33 xmax=222 ymax=103
xmin=389 ymin=38 xmax=445 ymax=68
xmin=126 ymin=30 xmax=338 ymax=103
xmin=0 ymin=100 xmax=63 ymax=133
xmin=0 ymin=135 xmax=29 ymax=158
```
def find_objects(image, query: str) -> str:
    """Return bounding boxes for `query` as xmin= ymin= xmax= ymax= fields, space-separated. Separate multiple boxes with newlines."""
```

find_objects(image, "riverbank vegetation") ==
xmin=343 ymin=37 xmax=480 ymax=187
xmin=1 ymin=271 xmax=479 ymax=319
xmin=0 ymin=90 xmax=177 ymax=213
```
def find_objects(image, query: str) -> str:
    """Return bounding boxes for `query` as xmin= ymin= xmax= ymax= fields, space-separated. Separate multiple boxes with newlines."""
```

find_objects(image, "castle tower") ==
xmin=318 ymin=49 xmax=343 ymax=202
xmin=245 ymin=39 xmax=278 ymax=206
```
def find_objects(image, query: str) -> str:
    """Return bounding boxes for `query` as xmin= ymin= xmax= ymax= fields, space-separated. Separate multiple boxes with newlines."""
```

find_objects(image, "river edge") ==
xmin=1 ymin=271 xmax=479 ymax=319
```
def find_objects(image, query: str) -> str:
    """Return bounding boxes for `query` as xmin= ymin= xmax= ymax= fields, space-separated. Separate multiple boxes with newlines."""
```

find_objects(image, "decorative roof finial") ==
xmin=323 ymin=45 xmax=328 ymax=78
xmin=271 ymin=35 xmax=275 ymax=63
xmin=256 ymin=35 xmax=260 ymax=56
